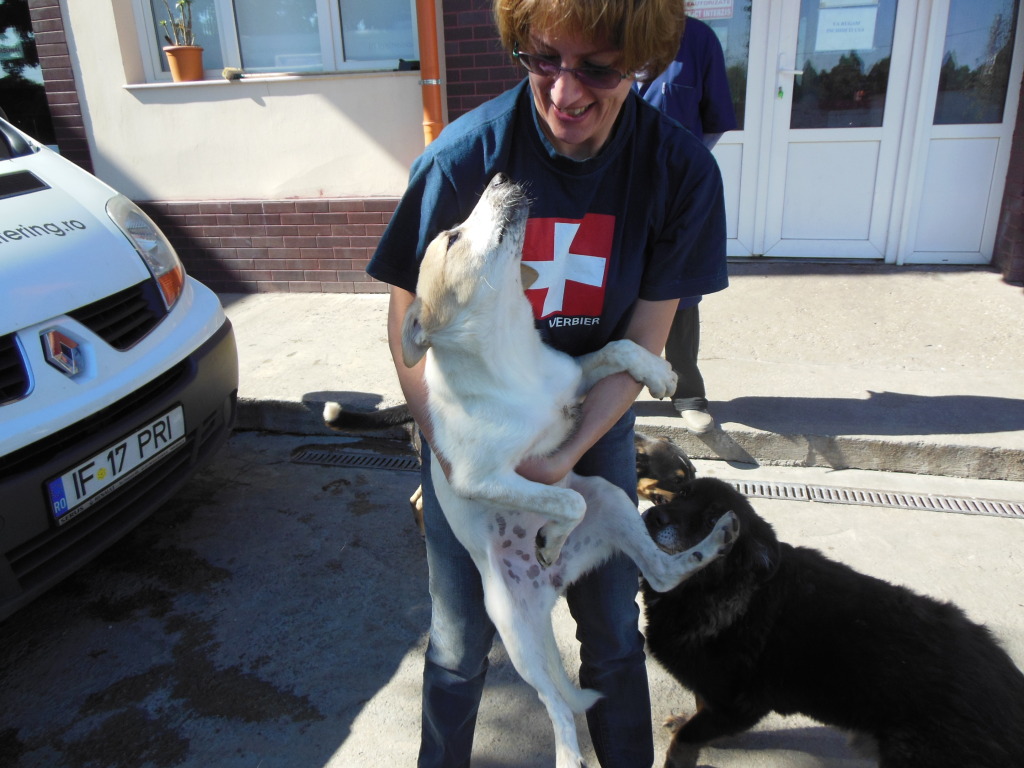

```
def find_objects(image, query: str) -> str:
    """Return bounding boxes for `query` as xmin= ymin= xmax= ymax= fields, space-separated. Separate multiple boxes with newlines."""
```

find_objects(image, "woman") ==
xmin=366 ymin=1 xmax=728 ymax=765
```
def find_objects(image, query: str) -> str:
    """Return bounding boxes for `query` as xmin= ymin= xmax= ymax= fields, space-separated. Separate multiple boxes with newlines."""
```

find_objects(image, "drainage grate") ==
xmin=292 ymin=447 xmax=420 ymax=473
xmin=290 ymin=448 xmax=1024 ymax=519
xmin=729 ymin=480 xmax=809 ymax=502
xmin=726 ymin=479 xmax=1024 ymax=520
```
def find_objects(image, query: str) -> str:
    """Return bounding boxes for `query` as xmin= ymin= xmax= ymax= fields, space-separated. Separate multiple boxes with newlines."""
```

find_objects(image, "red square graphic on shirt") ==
xmin=521 ymin=214 xmax=615 ymax=320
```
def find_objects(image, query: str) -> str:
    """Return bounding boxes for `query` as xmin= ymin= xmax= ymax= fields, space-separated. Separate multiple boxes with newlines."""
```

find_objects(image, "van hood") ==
xmin=0 ymin=162 xmax=151 ymax=335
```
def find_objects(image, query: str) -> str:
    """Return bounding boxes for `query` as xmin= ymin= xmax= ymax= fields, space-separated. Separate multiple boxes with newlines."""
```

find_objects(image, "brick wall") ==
xmin=443 ymin=0 xmax=521 ymax=120
xmin=27 ymin=0 xmax=93 ymax=173
xmin=141 ymin=198 xmax=397 ymax=294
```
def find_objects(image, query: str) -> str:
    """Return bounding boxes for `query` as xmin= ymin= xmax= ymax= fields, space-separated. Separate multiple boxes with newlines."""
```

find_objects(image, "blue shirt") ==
xmin=367 ymin=80 xmax=728 ymax=357
xmin=636 ymin=17 xmax=738 ymax=142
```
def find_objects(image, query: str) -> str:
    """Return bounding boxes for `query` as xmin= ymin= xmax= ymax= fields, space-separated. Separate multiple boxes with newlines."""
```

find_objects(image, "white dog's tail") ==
xmin=555 ymin=667 xmax=602 ymax=713
xmin=541 ymin=621 xmax=603 ymax=713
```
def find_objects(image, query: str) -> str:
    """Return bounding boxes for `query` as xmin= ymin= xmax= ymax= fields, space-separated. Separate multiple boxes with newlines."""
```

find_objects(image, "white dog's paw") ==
xmin=644 ymin=358 xmax=678 ymax=400
xmin=536 ymin=525 xmax=568 ymax=569
xmin=621 ymin=345 xmax=676 ymax=399
xmin=535 ymin=491 xmax=586 ymax=568
xmin=647 ymin=511 xmax=739 ymax=592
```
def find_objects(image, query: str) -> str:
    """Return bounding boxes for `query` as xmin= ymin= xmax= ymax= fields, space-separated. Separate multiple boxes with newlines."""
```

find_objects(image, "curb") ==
xmin=236 ymin=397 xmax=1024 ymax=483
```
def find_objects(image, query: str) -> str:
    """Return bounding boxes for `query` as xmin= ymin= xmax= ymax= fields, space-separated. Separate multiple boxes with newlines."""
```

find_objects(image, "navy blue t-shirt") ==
xmin=366 ymin=79 xmax=727 ymax=357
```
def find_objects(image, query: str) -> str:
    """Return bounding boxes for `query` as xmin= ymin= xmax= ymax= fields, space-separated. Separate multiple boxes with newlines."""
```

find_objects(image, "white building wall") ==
xmin=63 ymin=0 xmax=425 ymax=201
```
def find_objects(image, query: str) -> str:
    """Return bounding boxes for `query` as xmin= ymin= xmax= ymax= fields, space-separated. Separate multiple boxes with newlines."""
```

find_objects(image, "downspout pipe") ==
xmin=415 ymin=0 xmax=445 ymax=145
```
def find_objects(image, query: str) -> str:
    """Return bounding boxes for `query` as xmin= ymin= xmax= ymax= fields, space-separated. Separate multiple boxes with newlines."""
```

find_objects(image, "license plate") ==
xmin=47 ymin=406 xmax=186 ymax=525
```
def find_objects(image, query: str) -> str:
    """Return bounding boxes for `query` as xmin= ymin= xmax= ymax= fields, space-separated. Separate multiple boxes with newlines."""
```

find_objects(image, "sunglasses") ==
xmin=513 ymin=44 xmax=630 ymax=90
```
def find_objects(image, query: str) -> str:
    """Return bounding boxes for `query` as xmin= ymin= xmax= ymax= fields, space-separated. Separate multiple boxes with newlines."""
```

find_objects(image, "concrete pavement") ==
xmin=5 ymin=432 xmax=1023 ymax=768
xmin=7 ymin=264 xmax=1023 ymax=768
xmin=216 ymin=256 xmax=1024 ymax=767
xmin=222 ymin=261 xmax=1024 ymax=482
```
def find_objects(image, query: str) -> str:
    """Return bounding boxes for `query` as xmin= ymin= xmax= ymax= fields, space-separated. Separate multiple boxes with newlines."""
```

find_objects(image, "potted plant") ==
xmin=160 ymin=0 xmax=203 ymax=82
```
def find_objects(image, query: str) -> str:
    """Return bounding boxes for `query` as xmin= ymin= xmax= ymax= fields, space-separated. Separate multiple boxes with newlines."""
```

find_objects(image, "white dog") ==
xmin=390 ymin=174 xmax=736 ymax=767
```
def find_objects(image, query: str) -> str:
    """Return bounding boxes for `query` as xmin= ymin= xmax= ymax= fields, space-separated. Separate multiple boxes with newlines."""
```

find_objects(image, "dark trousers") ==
xmin=664 ymin=304 xmax=708 ymax=410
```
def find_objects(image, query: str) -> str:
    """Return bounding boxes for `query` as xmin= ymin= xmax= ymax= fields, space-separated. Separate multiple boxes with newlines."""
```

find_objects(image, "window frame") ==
xmin=133 ymin=0 xmax=420 ymax=83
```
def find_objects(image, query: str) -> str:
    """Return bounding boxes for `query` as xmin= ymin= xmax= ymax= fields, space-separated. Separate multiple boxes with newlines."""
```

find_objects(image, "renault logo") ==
xmin=42 ymin=328 xmax=83 ymax=377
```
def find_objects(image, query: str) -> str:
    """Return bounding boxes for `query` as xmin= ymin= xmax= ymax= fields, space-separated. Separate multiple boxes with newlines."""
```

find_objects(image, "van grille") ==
xmin=0 ymin=333 xmax=30 ymax=404
xmin=69 ymin=280 xmax=166 ymax=350
xmin=0 ymin=282 xmax=166 ymax=408
xmin=0 ymin=361 xmax=186 ymax=481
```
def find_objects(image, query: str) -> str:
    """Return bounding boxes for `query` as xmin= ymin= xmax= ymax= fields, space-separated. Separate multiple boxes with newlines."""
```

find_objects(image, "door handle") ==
xmin=777 ymin=53 xmax=804 ymax=97
xmin=777 ymin=52 xmax=805 ymax=76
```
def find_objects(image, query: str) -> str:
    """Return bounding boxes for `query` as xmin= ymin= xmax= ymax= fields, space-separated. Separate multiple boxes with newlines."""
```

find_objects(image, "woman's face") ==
xmin=524 ymin=28 xmax=634 ymax=161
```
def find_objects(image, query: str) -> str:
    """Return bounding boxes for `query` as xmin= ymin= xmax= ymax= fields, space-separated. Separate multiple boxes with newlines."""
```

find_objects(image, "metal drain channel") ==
xmin=726 ymin=479 xmax=1024 ymax=520
xmin=292 ymin=448 xmax=420 ymax=472
xmin=293 ymin=449 xmax=1024 ymax=520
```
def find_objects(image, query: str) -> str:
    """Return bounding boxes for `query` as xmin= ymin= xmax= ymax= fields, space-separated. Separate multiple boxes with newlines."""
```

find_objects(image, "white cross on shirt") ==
xmin=522 ymin=222 xmax=607 ymax=317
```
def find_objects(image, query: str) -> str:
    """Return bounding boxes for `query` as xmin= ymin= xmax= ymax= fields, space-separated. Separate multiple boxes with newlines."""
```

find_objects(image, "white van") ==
xmin=0 ymin=117 xmax=238 ymax=621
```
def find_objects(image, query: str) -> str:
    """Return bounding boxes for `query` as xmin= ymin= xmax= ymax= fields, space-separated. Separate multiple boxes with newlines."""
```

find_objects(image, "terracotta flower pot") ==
xmin=163 ymin=45 xmax=204 ymax=82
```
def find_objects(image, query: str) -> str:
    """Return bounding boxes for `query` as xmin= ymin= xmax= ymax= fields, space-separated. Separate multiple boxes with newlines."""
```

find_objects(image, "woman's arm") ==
xmin=515 ymin=297 xmax=679 ymax=484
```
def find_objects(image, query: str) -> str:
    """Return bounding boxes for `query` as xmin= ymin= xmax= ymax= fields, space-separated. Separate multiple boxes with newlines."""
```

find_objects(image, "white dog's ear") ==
xmin=401 ymin=296 xmax=430 ymax=367
xmin=521 ymin=263 xmax=539 ymax=290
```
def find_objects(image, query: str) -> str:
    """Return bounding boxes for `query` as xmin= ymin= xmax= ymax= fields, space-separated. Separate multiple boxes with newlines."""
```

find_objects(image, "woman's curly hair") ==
xmin=494 ymin=0 xmax=685 ymax=82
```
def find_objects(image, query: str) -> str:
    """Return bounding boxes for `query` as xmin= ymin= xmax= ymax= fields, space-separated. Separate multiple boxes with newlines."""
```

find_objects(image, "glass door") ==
xmin=899 ymin=0 xmax=1023 ymax=263
xmin=688 ymin=2 xmax=759 ymax=256
xmin=758 ymin=0 xmax=915 ymax=258
xmin=693 ymin=0 xmax=1022 ymax=263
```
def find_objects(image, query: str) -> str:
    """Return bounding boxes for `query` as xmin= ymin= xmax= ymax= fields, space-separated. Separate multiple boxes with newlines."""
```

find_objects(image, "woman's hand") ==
xmin=515 ymin=449 xmax=577 ymax=486
xmin=514 ymin=299 xmax=679 ymax=488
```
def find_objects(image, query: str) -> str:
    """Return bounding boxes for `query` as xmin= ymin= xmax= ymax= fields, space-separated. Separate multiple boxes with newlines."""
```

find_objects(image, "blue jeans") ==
xmin=417 ymin=411 xmax=654 ymax=768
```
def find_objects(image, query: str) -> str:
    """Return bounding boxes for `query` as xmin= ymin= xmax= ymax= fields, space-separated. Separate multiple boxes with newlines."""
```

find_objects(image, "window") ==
xmin=934 ymin=0 xmax=1020 ymax=125
xmin=699 ymin=6 xmax=752 ymax=129
xmin=791 ymin=0 xmax=900 ymax=130
xmin=137 ymin=0 xmax=419 ymax=80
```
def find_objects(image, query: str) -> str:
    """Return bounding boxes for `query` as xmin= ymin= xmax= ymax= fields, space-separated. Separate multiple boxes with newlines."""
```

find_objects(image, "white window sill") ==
xmin=124 ymin=69 xmax=419 ymax=91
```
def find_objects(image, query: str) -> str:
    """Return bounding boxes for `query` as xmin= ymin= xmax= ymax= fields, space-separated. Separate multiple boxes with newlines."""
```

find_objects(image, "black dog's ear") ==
xmin=720 ymin=487 xmax=783 ymax=578
xmin=748 ymin=537 xmax=782 ymax=578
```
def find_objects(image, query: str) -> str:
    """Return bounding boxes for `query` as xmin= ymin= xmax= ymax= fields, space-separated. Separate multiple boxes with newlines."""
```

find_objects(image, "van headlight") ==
xmin=106 ymin=194 xmax=185 ymax=309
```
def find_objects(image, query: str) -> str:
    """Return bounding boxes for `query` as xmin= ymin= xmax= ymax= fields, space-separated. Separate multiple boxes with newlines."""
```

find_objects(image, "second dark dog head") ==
xmin=635 ymin=432 xmax=697 ymax=505
xmin=643 ymin=477 xmax=782 ymax=580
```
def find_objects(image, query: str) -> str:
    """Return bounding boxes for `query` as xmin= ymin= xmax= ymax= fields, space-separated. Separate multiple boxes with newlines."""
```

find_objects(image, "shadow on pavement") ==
xmin=638 ymin=391 xmax=1024 ymax=436
xmin=716 ymin=391 xmax=1024 ymax=435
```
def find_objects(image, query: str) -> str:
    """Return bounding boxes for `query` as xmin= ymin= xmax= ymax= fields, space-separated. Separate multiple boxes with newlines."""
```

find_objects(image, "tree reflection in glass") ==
xmin=934 ymin=0 xmax=1020 ymax=125
xmin=790 ymin=0 xmax=898 ymax=130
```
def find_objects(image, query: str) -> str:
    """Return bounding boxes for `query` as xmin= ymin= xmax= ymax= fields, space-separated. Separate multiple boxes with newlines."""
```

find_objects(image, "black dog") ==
xmin=641 ymin=477 xmax=1024 ymax=768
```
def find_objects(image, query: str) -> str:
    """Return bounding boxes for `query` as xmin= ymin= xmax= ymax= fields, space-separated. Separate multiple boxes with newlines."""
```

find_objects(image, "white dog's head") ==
xmin=402 ymin=173 xmax=533 ymax=367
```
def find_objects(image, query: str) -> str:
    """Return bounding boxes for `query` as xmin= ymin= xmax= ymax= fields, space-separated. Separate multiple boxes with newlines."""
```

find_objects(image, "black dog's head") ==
xmin=634 ymin=432 xmax=697 ymax=505
xmin=643 ymin=477 xmax=781 ymax=581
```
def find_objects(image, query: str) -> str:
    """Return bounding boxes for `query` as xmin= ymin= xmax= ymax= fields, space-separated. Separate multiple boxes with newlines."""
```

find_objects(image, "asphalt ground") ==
xmin=2 ymin=431 xmax=1023 ymax=767
xmin=3 ymin=263 xmax=1023 ymax=767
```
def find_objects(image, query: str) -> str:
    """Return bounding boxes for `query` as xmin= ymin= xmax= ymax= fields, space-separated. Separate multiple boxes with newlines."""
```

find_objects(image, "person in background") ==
xmin=367 ymin=0 xmax=728 ymax=764
xmin=637 ymin=15 xmax=736 ymax=433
